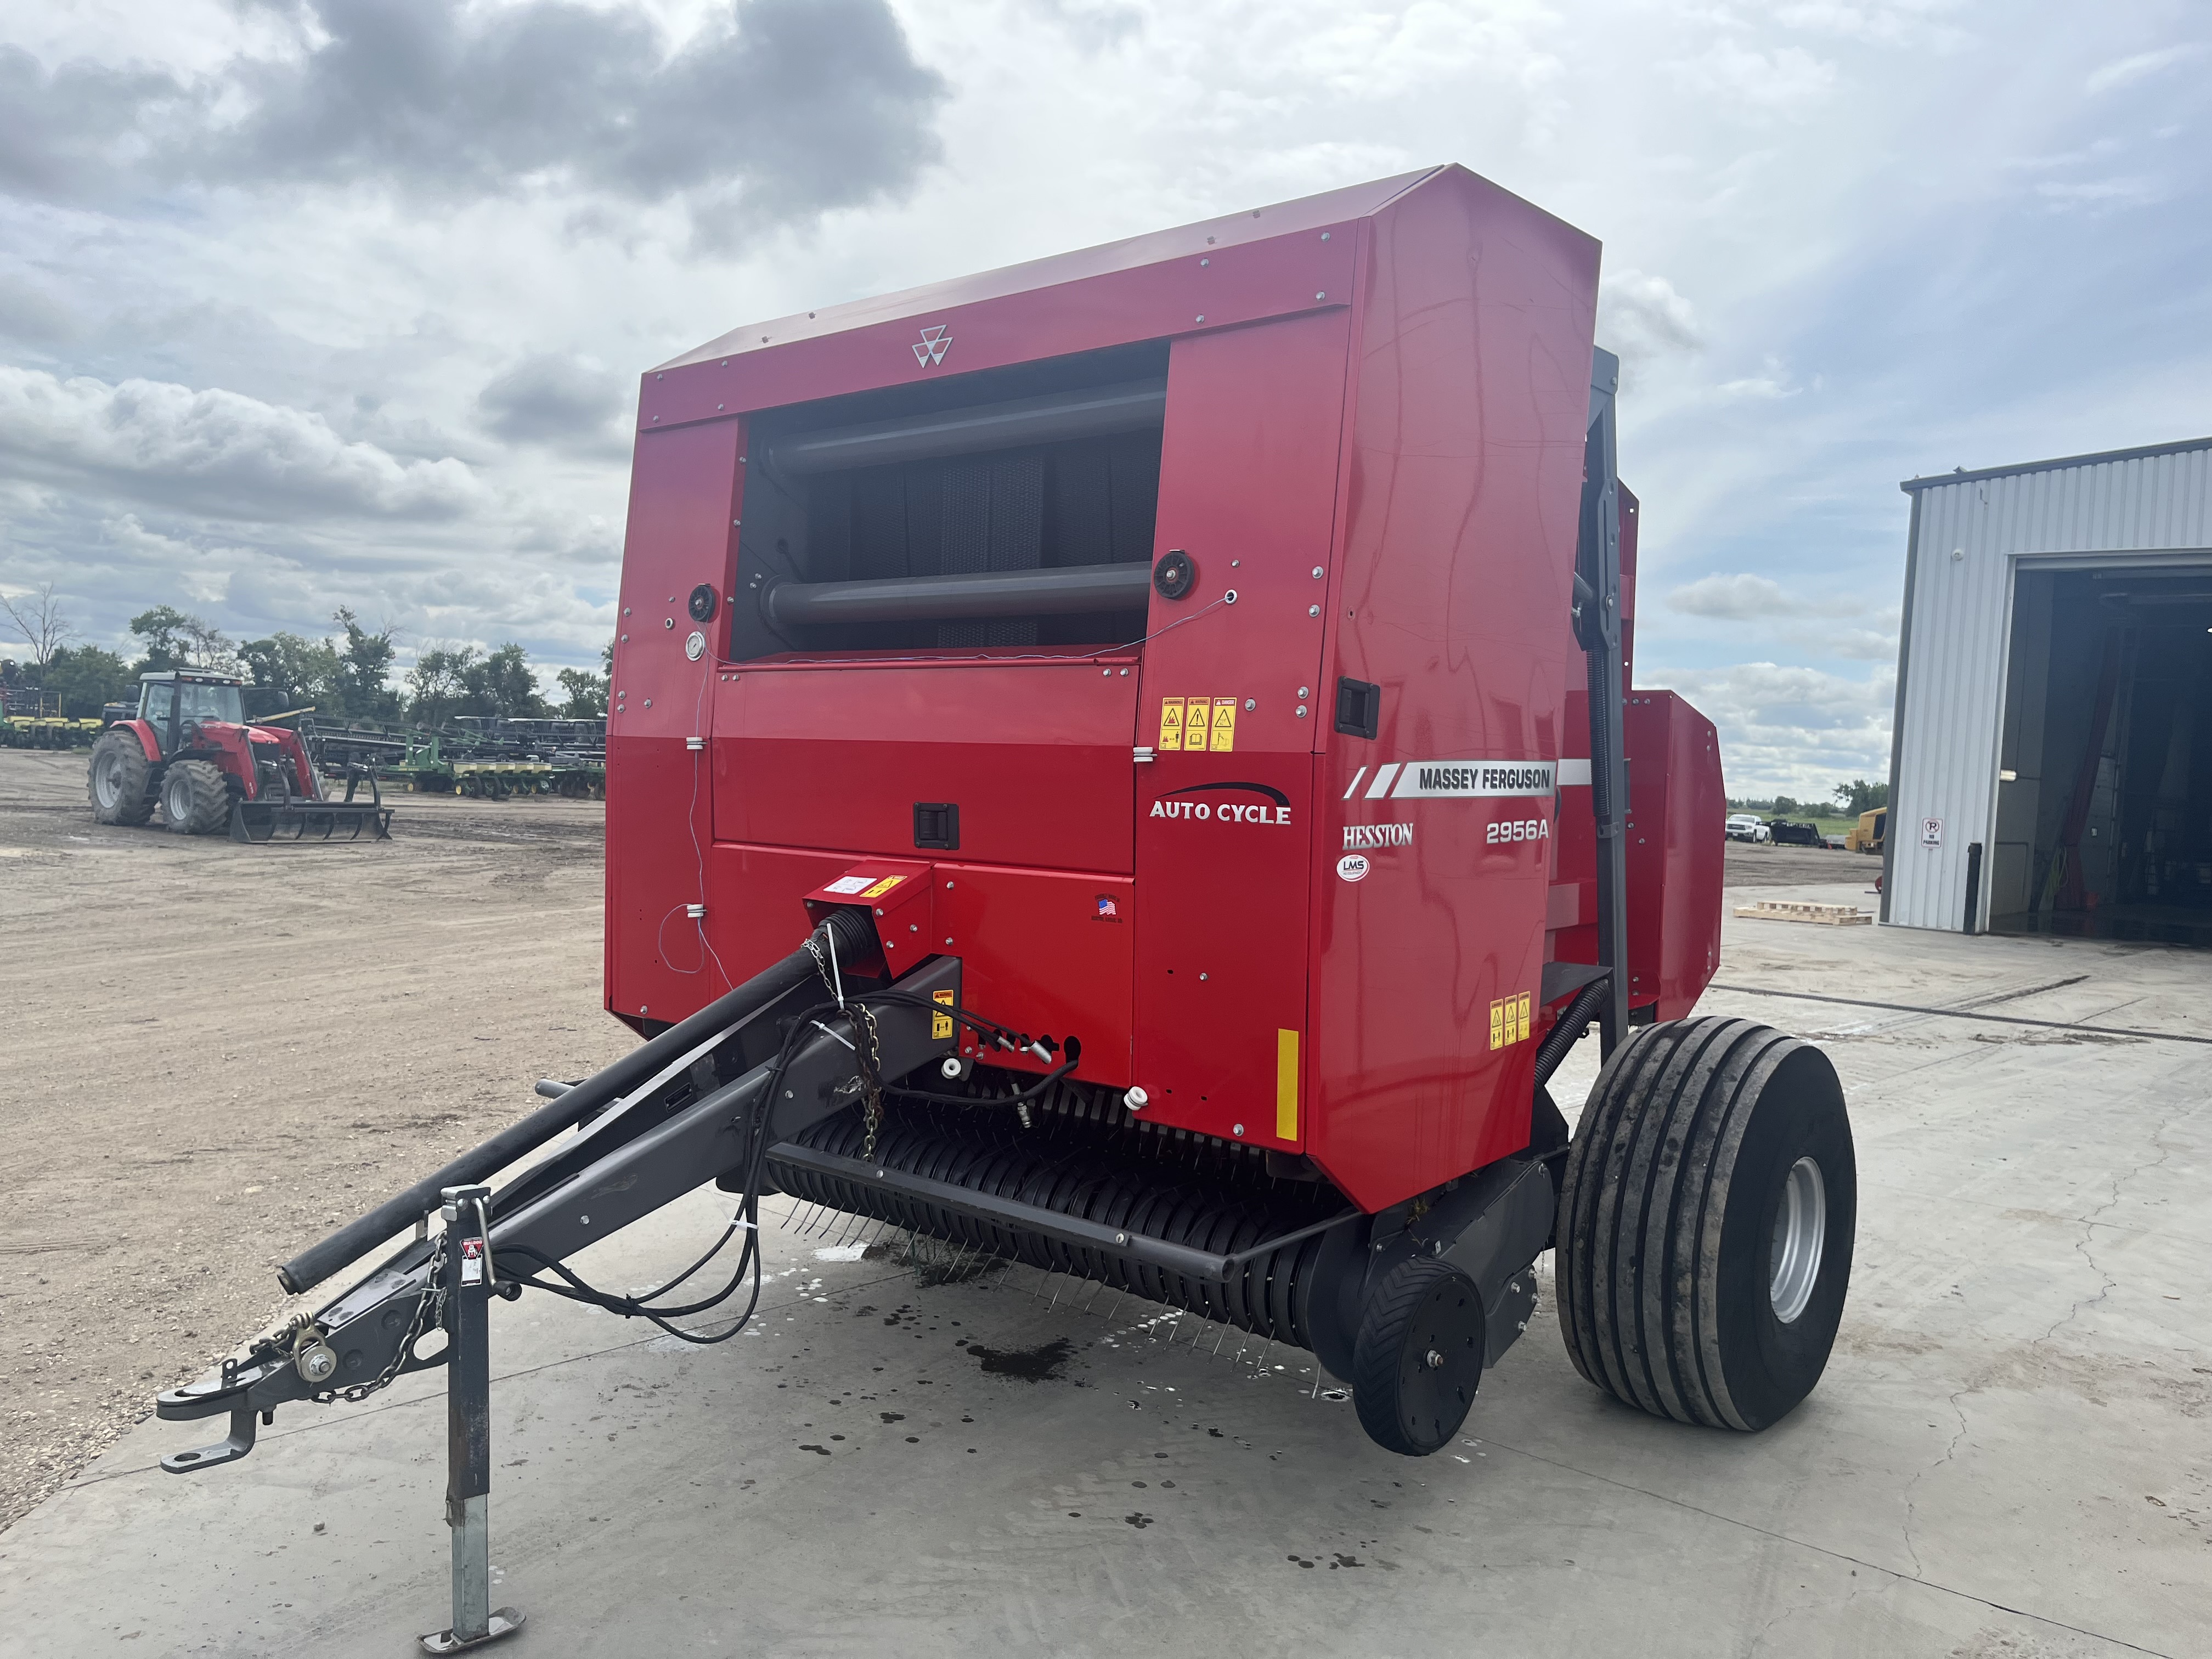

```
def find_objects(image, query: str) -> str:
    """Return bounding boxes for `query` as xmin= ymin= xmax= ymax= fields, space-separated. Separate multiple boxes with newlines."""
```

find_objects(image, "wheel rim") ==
xmin=1769 ymin=1156 xmax=1826 ymax=1324
xmin=93 ymin=752 xmax=122 ymax=809
xmin=165 ymin=770 xmax=194 ymax=821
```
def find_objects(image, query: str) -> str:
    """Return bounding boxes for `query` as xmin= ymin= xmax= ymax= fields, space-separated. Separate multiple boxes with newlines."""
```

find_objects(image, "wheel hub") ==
xmin=1391 ymin=1277 xmax=1484 ymax=1448
xmin=1769 ymin=1155 xmax=1826 ymax=1324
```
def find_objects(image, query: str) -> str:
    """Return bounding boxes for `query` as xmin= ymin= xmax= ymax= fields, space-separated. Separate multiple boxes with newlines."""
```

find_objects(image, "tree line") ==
xmin=1729 ymin=779 xmax=1889 ymax=819
xmin=0 ymin=584 xmax=611 ymax=725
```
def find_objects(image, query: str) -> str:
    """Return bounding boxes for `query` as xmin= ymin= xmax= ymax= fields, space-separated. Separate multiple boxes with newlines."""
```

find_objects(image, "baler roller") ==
xmin=772 ymin=1096 xmax=1350 ymax=1348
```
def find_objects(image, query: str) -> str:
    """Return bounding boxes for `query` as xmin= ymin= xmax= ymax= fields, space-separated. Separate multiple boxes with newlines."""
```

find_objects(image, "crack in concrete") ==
xmin=2037 ymin=1106 xmax=2182 ymax=1349
xmin=1901 ymin=1384 xmax=1977 ymax=1581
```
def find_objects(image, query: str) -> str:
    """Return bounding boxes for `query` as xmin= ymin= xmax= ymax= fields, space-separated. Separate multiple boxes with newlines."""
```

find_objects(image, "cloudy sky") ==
xmin=1 ymin=0 xmax=2205 ymax=796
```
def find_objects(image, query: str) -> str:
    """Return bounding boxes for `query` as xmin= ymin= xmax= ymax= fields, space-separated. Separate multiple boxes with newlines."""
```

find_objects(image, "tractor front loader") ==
xmin=87 ymin=669 xmax=392 ymax=842
xmin=154 ymin=167 xmax=1854 ymax=1652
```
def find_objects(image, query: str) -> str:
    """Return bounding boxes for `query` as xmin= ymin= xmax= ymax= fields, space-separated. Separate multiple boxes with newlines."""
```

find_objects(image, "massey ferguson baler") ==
xmin=156 ymin=166 xmax=1854 ymax=1651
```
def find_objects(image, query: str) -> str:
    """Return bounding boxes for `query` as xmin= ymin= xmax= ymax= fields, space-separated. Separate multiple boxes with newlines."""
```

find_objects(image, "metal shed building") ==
xmin=1884 ymin=437 xmax=2212 ymax=943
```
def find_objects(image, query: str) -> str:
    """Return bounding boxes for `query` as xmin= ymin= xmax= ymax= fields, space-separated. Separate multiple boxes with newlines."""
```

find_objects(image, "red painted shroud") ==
xmin=605 ymin=165 xmax=1723 ymax=1214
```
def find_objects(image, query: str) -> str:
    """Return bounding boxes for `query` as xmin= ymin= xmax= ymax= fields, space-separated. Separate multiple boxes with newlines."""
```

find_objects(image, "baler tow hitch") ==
xmin=156 ymin=906 xmax=967 ymax=1649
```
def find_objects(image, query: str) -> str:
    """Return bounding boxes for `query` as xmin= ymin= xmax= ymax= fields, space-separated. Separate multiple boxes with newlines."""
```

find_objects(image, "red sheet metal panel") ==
xmin=1622 ymin=692 xmax=1724 ymax=1019
xmin=1551 ymin=688 xmax=1723 ymax=1022
xmin=712 ymin=656 xmax=1139 ymax=874
xmin=936 ymin=862 xmax=1135 ymax=1088
xmin=641 ymin=172 xmax=1433 ymax=424
xmin=1303 ymin=171 xmax=1602 ymax=1211
xmin=606 ymin=419 xmax=743 ymax=1029
xmin=1127 ymin=309 xmax=1356 ymax=1152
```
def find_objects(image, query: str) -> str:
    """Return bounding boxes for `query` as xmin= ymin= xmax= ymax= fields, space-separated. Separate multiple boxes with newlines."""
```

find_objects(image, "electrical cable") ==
xmin=499 ymin=926 xmax=1057 ymax=1342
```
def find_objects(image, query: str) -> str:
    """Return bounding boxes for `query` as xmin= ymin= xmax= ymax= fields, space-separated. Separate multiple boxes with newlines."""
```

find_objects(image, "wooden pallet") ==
xmin=1732 ymin=900 xmax=1872 ymax=926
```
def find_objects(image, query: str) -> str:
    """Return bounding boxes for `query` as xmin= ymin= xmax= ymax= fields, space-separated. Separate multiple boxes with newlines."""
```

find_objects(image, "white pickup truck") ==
xmin=1725 ymin=813 xmax=1772 ymax=843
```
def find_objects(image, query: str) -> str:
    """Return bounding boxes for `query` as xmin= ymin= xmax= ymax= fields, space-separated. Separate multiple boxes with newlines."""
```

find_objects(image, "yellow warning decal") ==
xmin=1276 ymin=1029 xmax=1300 ymax=1142
xmin=932 ymin=988 xmax=956 ymax=1041
xmin=861 ymin=874 xmax=904 ymax=900
xmin=1488 ymin=992 xmax=1534 ymax=1051
xmin=1158 ymin=697 xmax=1185 ymax=751
xmin=1183 ymin=697 xmax=1211 ymax=749
xmin=1209 ymin=698 xmax=1238 ymax=753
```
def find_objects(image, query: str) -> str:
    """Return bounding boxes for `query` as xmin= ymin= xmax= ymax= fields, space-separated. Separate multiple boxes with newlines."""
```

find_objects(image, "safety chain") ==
xmin=314 ymin=1228 xmax=449 ymax=1405
xmin=804 ymin=924 xmax=888 ymax=1160
xmin=850 ymin=1001 xmax=885 ymax=1161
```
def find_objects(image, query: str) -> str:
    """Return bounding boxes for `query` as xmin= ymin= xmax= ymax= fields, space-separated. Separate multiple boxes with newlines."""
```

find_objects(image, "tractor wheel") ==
xmin=1352 ymin=1256 xmax=1486 ymax=1455
xmin=161 ymin=759 xmax=232 ymax=836
xmin=87 ymin=731 xmax=156 ymax=826
xmin=1556 ymin=1016 xmax=1855 ymax=1432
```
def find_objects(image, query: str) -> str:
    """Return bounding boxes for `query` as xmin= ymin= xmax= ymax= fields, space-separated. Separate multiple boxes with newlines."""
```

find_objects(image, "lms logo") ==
xmin=1095 ymin=894 xmax=1122 ymax=921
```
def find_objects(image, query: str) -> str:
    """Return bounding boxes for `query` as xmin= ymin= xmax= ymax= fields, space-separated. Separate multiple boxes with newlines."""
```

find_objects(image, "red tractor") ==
xmin=86 ymin=669 xmax=392 ymax=842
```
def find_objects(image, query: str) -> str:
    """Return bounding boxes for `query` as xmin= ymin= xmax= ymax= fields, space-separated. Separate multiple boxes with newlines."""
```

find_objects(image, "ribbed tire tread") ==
xmin=163 ymin=759 xmax=231 ymax=836
xmin=1556 ymin=1015 xmax=1850 ymax=1432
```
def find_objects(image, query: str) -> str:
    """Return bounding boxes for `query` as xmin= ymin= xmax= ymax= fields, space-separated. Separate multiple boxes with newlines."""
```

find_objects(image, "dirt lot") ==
xmin=0 ymin=751 xmax=1860 ymax=1534
xmin=1723 ymin=835 xmax=1881 ymax=888
xmin=0 ymin=749 xmax=627 ymax=1532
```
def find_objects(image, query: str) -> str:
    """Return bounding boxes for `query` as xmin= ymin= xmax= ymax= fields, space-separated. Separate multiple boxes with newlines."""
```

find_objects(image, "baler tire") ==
xmin=1556 ymin=1015 xmax=1855 ymax=1433
xmin=1351 ymin=1256 xmax=1485 ymax=1457
xmin=87 ymin=731 xmax=155 ymax=826
xmin=161 ymin=759 xmax=232 ymax=836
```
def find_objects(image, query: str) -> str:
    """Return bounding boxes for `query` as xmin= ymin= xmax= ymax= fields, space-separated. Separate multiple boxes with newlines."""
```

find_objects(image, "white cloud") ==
xmin=1652 ymin=660 xmax=1894 ymax=797
xmin=1600 ymin=269 xmax=1704 ymax=369
xmin=2033 ymin=176 xmax=2168 ymax=211
xmin=0 ymin=366 xmax=489 ymax=520
xmin=1666 ymin=40 xmax=1838 ymax=115
xmin=2084 ymin=43 xmax=2208 ymax=97
xmin=1714 ymin=354 xmax=1807 ymax=400
xmin=1669 ymin=573 xmax=1844 ymax=620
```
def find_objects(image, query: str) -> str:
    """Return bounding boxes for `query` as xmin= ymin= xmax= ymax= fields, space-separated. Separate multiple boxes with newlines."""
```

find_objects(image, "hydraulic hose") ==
xmin=1535 ymin=974 xmax=1612 ymax=1089
xmin=276 ymin=907 xmax=874 ymax=1296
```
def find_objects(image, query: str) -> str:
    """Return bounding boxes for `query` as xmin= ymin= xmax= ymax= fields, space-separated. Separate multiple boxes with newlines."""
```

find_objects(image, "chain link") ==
xmin=313 ymin=1229 xmax=449 ymax=1405
xmin=851 ymin=1001 xmax=885 ymax=1161
xmin=806 ymin=924 xmax=888 ymax=1161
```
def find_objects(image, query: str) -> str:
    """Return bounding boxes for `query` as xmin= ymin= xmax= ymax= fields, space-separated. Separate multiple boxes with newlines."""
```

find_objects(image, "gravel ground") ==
xmin=0 ymin=749 xmax=624 ymax=1533
xmin=1724 ymin=836 xmax=1882 ymax=889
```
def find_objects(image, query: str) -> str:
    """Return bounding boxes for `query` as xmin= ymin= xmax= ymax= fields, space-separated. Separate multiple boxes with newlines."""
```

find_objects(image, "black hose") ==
xmin=276 ymin=907 xmax=875 ymax=1296
xmin=1535 ymin=975 xmax=1612 ymax=1088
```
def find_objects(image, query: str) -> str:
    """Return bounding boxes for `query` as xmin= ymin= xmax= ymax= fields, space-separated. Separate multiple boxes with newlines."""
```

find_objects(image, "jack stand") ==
xmin=420 ymin=1184 xmax=525 ymax=1654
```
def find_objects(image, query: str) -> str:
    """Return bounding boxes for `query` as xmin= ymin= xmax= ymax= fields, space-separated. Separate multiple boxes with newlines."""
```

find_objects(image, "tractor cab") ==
xmin=137 ymin=671 xmax=247 ymax=757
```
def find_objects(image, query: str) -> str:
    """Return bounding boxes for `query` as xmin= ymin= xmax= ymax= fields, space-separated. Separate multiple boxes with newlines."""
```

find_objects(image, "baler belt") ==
xmin=767 ymin=1141 xmax=1352 ymax=1284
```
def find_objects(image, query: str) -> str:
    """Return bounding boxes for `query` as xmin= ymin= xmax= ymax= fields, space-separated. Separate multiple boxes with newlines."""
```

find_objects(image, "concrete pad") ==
xmin=2 ymin=893 xmax=2206 ymax=1657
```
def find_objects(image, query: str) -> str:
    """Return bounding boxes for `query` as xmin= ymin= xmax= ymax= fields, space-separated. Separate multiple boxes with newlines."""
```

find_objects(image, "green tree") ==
xmin=463 ymin=643 xmax=550 ymax=719
xmin=41 ymin=644 xmax=136 ymax=716
xmin=238 ymin=631 xmax=345 ymax=716
xmin=1772 ymin=795 xmax=1801 ymax=816
xmin=404 ymin=642 xmax=550 ymax=724
xmin=556 ymin=665 xmax=608 ymax=717
xmin=129 ymin=605 xmax=233 ymax=672
xmin=333 ymin=609 xmax=401 ymax=720
xmin=406 ymin=645 xmax=477 ymax=726
xmin=1831 ymin=778 xmax=1889 ymax=815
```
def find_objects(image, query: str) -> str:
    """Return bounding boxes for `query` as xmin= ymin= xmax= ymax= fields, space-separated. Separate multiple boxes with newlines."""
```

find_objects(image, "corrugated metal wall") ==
xmin=1888 ymin=442 xmax=2212 ymax=932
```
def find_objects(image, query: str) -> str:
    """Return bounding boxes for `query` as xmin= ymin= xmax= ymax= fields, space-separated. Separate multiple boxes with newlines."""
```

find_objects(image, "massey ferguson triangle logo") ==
xmin=913 ymin=325 xmax=952 ymax=367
